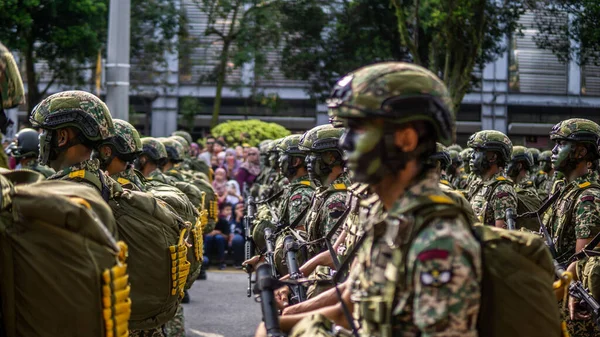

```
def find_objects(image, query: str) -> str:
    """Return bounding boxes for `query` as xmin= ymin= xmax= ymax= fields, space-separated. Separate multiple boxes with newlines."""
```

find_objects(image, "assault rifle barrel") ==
xmin=284 ymin=235 xmax=307 ymax=304
xmin=255 ymin=264 xmax=286 ymax=337
xmin=264 ymin=227 xmax=278 ymax=278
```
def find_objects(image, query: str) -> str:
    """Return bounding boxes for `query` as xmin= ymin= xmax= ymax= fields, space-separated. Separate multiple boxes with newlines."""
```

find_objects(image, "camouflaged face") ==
xmin=170 ymin=135 xmax=190 ymax=155
xmin=142 ymin=137 xmax=168 ymax=160
xmin=171 ymin=130 xmax=192 ymax=145
xmin=550 ymin=118 xmax=600 ymax=142
xmin=112 ymin=119 xmax=142 ymax=154
xmin=0 ymin=42 xmax=25 ymax=109
xmin=30 ymin=90 xmax=114 ymax=141
xmin=298 ymin=124 xmax=340 ymax=152
xmin=460 ymin=148 xmax=473 ymax=162
xmin=160 ymin=137 xmax=185 ymax=161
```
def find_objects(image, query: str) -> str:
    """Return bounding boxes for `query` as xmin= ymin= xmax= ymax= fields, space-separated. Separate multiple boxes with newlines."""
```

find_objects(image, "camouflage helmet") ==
xmin=429 ymin=143 xmax=451 ymax=170
xmin=511 ymin=146 xmax=534 ymax=168
xmin=278 ymin=134 xmax=305 ymax=177
xmin=0 ymin=42 xmax=25 ymax=133
xmin=30 ymin=90 xmax=114 ymax=142
xmin=550 ymin=118 xmax=600 ymax=157
xmin=170 ymin=135 xmax=191 ymax=157
xmin=448 ymin=149 xmax=461 ymax=167
xmin=171 ymin=130 xmax=193 ymax=145
xmin=447 ymin=144 xmax=463 ymax=153
xmin=141 ymin=137 xmax=168 ymax=162
xmin=298 ymin=124 xmax=344 ymax=154
xmin=527 ymin=148 xmax=541 ymax=165
xmin=467 ymin=130 xmax=512 ymax=163
xmin=460 ymin=148 xmax=473 ymax=163
xmin=539 ymin=150 xmax=552 ymax=163
xmin=328 ymin=62 xmax=455 ymax=145
xmin=7 ymin=128 xmax=39 ymax=158
xmin=268 ymin=138 xmax=285 ymax=169
xmin=160 ymin=137 xmax=185 ymax=162
xmin=101 ymin=119 xmax=142 ymax=157
xmin=259 ymin=139 xmax=273 ymax=152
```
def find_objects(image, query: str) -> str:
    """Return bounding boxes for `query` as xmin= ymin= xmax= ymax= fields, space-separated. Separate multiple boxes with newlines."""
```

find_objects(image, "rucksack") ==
xmin=109 ymin=188 xmax=189 ymax=330
xmin=394 ymin=195 xmax=561 ymax=337
xmin=0 ymin=178 xmax=131 ymax=337
xmin=145 ymin=180 xmax=204 ymax=289
xmin=483 ymin=178 xmax=541 ymax=230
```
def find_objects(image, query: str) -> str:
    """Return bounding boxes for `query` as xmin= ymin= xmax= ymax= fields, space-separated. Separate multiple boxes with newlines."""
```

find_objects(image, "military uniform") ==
xmin=515 ymin=175 xmax=540 ymax=200
xmin=349 ymin=172 xmax=481 ymax=337
xmin=536 ymin=170 xmax=553 ymax=200
xmin=48 ymin=159 xmax=119 ymax=202
xmin=112 ymin=167 xmax=145 ymax=191
xmin=21 ymin=160 xmax=55 ymax=178
xmin=468 ymin=172 xmax=517 ymax=227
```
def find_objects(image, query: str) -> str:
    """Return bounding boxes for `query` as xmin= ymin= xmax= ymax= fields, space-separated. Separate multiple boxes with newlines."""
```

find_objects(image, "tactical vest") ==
xmin=306 ymin=182 xmax=348 ymax=257
xmin=543 ymin=181 xmax=600 ymax=263
xmin=470 ymin=176 xmax=512 ymax=225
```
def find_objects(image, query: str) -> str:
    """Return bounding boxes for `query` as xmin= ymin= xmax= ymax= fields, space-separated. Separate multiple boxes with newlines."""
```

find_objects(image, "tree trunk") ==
xmin=211 ymin=40 xmax=231 ymax=128
xmin=25 ymin=38 xmax=40 ymax=114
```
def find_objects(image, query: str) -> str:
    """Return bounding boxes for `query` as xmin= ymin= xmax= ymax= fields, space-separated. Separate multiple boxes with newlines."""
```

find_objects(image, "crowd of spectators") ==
xmin=197 ymin=135 xmax=259 ymax=269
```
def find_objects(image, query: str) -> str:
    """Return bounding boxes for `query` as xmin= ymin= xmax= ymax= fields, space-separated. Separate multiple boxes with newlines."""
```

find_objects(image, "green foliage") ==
xmin=532 ymin=1 xmax=600 ymax=66
xmin=211 ymin=120 xmax=291 ymax=146
xmin=179 ymin=97 xmax=204 ymax=130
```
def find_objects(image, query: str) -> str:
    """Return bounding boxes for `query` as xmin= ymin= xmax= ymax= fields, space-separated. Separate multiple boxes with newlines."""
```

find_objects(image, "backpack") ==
xmin=109 ymin=188 xmax=189 ymax=330
xmin=483 ymin=178 xmax=541 ymax=231
xmin=395 ymin=195 xmax=561 ymax=337
xmin=0 ymin=179 xmax=131 ymax=337
xmin=145 ymin=180 xmax=204 ymax=289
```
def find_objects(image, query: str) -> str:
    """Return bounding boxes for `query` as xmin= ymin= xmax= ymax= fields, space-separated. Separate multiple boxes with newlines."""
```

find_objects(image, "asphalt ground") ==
xmin=183 ymin=269 xmax=262 ymax=337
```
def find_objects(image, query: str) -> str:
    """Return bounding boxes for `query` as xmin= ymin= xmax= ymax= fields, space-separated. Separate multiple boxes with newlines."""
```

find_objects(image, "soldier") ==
xmin=542 ymin=118 xmax=600 ymax=336
xmin=507 ymin=145 xmax=541 ymax=201
xmin=7 ymin=128 xmax=55 ymax=177
xmin=537 ymin=150 xmax=554 ymax=200
xmin=99 ymin=119 xmax=145 ymax=191
xmin=259 ymin=62 xmax=481 ymax=337
xmin=447 ymin=149 xmax=462 ymax=188
xmin=135 ymin=137 xmax=170 ymax=181
xmin=528 ymin=147 xmax=541 ymax=174
xmin=29 ymin=90 xmax=119 ymax=201
xmin=161 ymin=138 xmax=188 ymax=182
xmin=299 ymin=124 xmax=350 ymax=257
xmin=459 ymin=147 xmax=477 ymax=191
xmin=467 ymin=130 xmax=518 ymax=228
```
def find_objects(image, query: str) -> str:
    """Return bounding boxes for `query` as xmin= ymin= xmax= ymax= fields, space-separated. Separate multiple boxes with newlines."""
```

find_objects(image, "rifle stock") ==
xmin=505 ymin=208 xmax=516 ymax=230
xmin=254 ymin=264 xmax=286 ymax=337
xmin=244 ymin=196 xmax=256 ymax=297
xmin=264 ymin=227 xmax=278 ymax=278
xmin=284 ymin=235 xmax=307 ymax=304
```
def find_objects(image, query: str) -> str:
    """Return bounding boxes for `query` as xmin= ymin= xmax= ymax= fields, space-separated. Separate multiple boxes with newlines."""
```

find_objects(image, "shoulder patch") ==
xmin=328 ymin=201 xmax=345 ymax=210
xmin=68 ymin=170 xmax=85 ymax=179
xmin=579 ymin=182 xmax=591 ymax=189
xmin=417 ymin=249 xmax=449 ymax=262
xmin=496 ymin=191 xmax=509 ymax=198
xmin=581 ymin=195 xmax=595 ymax=202
xmin=291 ymin=194 xmax=303 ymax=201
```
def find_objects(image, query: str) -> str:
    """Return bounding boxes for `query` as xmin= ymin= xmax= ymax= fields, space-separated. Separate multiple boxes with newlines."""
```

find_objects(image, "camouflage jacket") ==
xmin=278 ymin=174 xmax=315 ymax=227
xmin=439 ymin=173 xmax=455 ymax=190
xmin=350 ymin=171 xmax=481 ymax=337
xmin=515 ymin=175 xmax=541 ymax=200
xmin=543 ymin=172 xmax=600 ymax=264
xmin=111 ymin=167 xmax=145 ymax=192
xmin=468 ymin=172 xmax=518 ymax=227
xmin=305 ymin=172 xmax=351 ymax=256
xmin=147 ymin=168 xmax=177 ymax=185
xmin=536 ymin=171 xmax=553 ymax=200
xmin=438 ymin=181 xmax=478 ymax=225
xmin=21 ymin=160 xmax=55 ymax=178
xmin=48 ymin=159 xmax=121 ymax=201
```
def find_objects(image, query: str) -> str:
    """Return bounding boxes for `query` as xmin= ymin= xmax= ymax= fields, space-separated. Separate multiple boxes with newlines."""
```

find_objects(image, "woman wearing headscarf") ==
xmin=212 ymin=167 xmax=229 ymax=206
xmin=221 ymin=148 xmax=241 ymax=180
xmin=236 ymin=147 xmax=261 ymax=193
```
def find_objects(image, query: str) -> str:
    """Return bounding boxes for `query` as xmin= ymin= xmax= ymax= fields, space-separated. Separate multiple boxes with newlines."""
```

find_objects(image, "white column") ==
xmin=105 ymin=0 xmax=131 ymax=120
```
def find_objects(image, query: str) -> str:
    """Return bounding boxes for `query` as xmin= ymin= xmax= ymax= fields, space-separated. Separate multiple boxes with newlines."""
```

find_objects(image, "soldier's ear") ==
xmin=393 ymin=127 xmax=418 ymax=152
xmin=574 ymin=144 xmax=588 ymax=159
xmin=56 ymin=128 xmax=70 ymax=147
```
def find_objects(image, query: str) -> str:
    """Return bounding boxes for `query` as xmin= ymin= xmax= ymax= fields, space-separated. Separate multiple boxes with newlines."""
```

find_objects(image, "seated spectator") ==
xmin=225 ymin=180 xmax=243 ymax=207
xmin=204 ymin=202 xmax=233 ymax=270
xmin=222 ymin=148 xmax=240 ymax=180
xmin=235 ymin=145 xmax=244 ymax=161
xmin=229 ymin=202 xmax=245 ymax=267
xmin=191 ymin=142 xmax=200 ymax=157
xmin=236 ymin=147 xmax=261 ymax=192
xmin=213 ymin=168 xmax=228 ymax=206
xmin=216 ymin=151 xmax=226 ymax=169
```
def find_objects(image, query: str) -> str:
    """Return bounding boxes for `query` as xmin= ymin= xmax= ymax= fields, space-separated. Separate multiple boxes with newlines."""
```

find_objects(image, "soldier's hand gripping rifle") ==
xmin=284 ymin=235 xmax=307 ymax=304
xmin=244 ymin=195 xmax=256 ymax=297
xmin=264 ymin=227 xmax=278 ymax=278
xmin=254 ymin=264 xmax=286 ymax=337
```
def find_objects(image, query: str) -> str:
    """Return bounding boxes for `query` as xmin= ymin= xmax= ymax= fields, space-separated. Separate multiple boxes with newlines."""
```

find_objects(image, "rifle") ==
xmin=527 ymin=191 xmax=600 ymax=328
xmin=264 ymin=227 xmax=278 ymax=278
xmin=244 ymin=195 xmax=256 ymax=297
xmin=284 ymin=235 xmax=307 ymax=304
xmin=505 ymin=208 xmax=516 ymax=230
xmin=254 ymin=264 xmax=286 ymax=337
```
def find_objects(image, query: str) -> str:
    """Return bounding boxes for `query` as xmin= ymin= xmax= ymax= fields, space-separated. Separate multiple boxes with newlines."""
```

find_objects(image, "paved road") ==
xmin=184 ymin=270 xmax=262 ymax=337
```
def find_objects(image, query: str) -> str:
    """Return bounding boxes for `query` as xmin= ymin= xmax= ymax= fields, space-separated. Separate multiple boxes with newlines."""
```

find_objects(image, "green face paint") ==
xmin=551 ymin=140 xmax=573 ymax=172
xmin=343 ymin=123 xmax=384 ymax=183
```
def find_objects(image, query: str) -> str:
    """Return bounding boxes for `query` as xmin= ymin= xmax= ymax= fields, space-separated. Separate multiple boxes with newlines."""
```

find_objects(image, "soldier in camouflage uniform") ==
xmin=507 ymin=145 xmax=541 ymax=201
xmin=268 ymin=62 xmax=481 ymax=337
xmin=467 ymin=130 xmax=518 ymax=228
xmin=528 ymin=147 xmax=541 ymax=178
xmin=7 ymin=128 xmax=55 ymax=177
xmin=136 ymin=137 xmax=169 ymax=180
xmin=447 ymin=149 xmax=462 ymax=188
xmin=537 ymin=150 xmax=554 ymax=200
xmin=299 ymin=125 xmax=350 ymax=258
xmin=541 ymin=118 xmax=600 ymax=336
xmin=30 ymin=91 xmax=121 ymax=202
xmin=172 ymin=130 xmax=213 ymax=181
xmin=459 ymin=147 xmax=478 ymax=193
xmin=99 ymin=119 xmax=145 ymax=191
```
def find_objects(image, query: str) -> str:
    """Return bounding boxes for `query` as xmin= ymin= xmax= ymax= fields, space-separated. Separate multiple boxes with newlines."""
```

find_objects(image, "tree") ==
xmin=532 ymin=1 xmax=600 ymax=66
xmin=0 ymin=0 xmax=182 ymax=113
xmin=391 ymin=0 xmax=524 ymax=111
xmin=280 ymin=0 xmax=524 ymax=110
xmin=0 ymin=0 xmax=108 ymax=111
xmin=193 ymin=0 xmax=283 ymax=128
